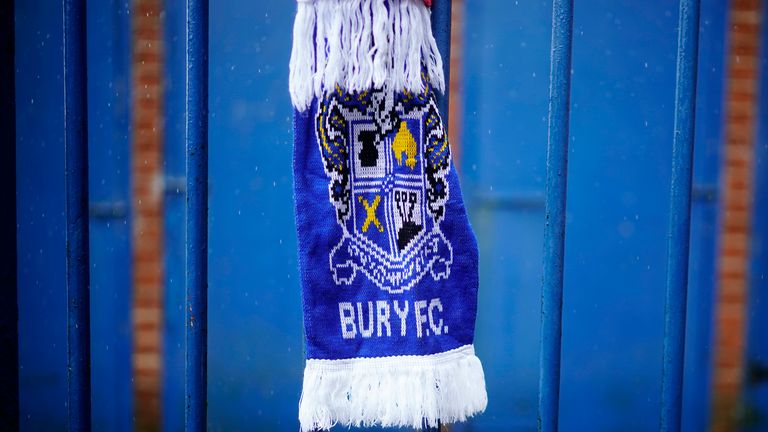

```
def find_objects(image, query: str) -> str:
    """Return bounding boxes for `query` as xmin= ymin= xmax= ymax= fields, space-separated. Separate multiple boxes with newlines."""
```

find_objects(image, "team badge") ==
xmin=316 ymin=85 xmax=453 ymax=293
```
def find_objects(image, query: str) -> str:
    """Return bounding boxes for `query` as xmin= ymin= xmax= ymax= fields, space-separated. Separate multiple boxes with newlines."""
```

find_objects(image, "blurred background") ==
xmin=13 ymin=0 xmax=768 ymax=430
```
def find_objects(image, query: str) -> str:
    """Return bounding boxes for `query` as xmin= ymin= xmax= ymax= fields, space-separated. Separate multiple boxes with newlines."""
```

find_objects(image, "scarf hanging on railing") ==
xmin=289 ymin=1 xmax=487 ymax=430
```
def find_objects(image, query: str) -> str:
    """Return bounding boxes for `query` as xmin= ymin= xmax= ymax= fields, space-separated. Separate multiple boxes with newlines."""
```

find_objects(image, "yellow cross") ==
xmin=358 ymin=195 xmax=384 ymax=233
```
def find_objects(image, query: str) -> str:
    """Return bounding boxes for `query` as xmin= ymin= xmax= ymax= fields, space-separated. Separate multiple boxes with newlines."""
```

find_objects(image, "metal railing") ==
xmin=660 ymin=0 xmax=701 ymax=430
xmin=538 ymin=0 xmax=574 ymax=430
xmin=63 ymin=0 xmax=91 ymax=430
xmin=536 ymin=0 xmax=702 ymax=431
xmin=184 ymin=0 xmax=210 ymax=430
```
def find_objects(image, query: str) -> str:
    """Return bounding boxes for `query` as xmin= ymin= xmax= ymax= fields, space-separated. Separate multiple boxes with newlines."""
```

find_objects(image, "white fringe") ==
xmin=298 ymin=345 xmax=487 ymax=431
xmin=289 ymin=0 xmax=446 ymax=111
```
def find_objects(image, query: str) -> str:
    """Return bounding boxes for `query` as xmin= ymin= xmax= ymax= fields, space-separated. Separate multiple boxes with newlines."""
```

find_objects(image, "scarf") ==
xmin=289 ymin=1 xmax=487 ymax=430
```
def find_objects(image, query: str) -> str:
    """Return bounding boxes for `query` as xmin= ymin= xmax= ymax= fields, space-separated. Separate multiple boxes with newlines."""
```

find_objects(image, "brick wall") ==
xmin=711 ymin=0 xmax=762 ymax=430
xmin=131 ymin=0 xmax=165 ymax=430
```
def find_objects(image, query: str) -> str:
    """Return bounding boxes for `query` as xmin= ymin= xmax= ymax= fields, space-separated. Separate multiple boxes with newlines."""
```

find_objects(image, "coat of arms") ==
xmin=316 ymin=86 xmax=453 ymax=293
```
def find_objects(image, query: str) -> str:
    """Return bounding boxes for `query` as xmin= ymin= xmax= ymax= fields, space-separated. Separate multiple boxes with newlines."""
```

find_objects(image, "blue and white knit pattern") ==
xmin=291 ymin=1 xmax=486 ymax=430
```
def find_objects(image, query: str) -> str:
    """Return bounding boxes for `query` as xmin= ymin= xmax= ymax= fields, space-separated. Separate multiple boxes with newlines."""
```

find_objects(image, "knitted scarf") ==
xmin=290 ymin=1 xmax=487 ymax=430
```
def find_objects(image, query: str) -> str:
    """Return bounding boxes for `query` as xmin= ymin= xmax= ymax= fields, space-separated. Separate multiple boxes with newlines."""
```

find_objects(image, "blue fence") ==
xmin=9 ymin=0 xmax=768 ymax=430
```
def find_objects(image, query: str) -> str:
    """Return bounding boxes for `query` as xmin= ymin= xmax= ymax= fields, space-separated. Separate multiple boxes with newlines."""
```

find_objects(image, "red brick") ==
xmin=731 ymin=0 xmax=760 ymax=10
xmin=731 ymin=22 xmax=760 ymax=35
xmin=134 ymin=352 xmax=161 ymax=371
xmin=133 ymin=50 xmax=161 ymax=64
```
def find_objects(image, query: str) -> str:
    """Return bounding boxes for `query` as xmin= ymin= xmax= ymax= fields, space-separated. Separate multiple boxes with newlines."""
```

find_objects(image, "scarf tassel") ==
xmin=289 ymin=0 xmax=445 ymax=111
xmin=298 ymin=345 xmax=487 ymax=432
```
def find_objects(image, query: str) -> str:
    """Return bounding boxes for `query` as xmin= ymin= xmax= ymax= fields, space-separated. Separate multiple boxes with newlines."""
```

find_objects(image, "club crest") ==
xmin=315 ymin=86 xmax=454 ymax=293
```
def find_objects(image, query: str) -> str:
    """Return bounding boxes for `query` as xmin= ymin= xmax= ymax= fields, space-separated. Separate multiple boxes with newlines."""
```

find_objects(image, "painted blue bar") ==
xmin=660 ymin=0 xmax=701 ymax=431
xmin=430 ymin=4 xmax=449 ymax=430
xmin=429 ymin=3 xmax=449 ymax=428
xmin=63 ymin=0 xmax=91 ymax=430
xmin=185 ymin=0 xmax=209 ymax=430
xmin=430 ymin=5 xmax=449 ymax=428
xmin=0 ymin=0 xmax=19 ymax=428
xmin=538 ymin=0 xmax=574 ymax=431
xmin=430 ymin=0 xmax=451 ymax=121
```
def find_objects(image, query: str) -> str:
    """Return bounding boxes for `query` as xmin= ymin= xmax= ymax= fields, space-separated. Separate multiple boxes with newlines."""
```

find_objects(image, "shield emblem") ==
xmin=351 ymin=115 xmax=428 ymax=255
xmin=317 ymin=88 xmax=453 ymax=293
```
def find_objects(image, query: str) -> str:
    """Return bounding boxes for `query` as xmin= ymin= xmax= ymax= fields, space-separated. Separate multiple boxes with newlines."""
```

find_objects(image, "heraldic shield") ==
xmin=316 ymin=85 xmax=454 ymax=294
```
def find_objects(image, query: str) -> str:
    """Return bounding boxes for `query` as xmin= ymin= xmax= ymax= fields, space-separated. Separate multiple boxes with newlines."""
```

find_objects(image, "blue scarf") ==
xmin=290 ymin=1 xmax=486 ymax=429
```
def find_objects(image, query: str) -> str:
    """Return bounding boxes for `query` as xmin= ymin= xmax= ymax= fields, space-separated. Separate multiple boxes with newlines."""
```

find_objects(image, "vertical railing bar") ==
xmin=427 ymin=3 xmax=450 ymax=428
xmin=430 ymin=0 xmax=452 ymax=122
xmin=63 ymin=0 xmax=91 ymax=430
xmin=427 ymin=3 xmax=449 ymax=428
xmin=538 ymin=0 xmax=574 ymax=431
xmin=185 ymin=0 xmax=209 ymax=430
xmin=660 ymin=0 xmax=701 ymax=430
